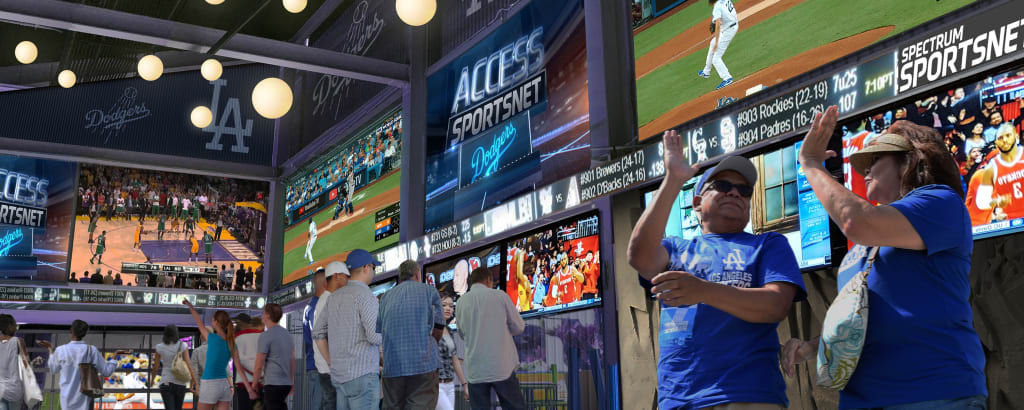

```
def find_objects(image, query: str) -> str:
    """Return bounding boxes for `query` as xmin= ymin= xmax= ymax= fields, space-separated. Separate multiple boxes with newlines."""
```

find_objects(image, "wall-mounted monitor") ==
xmin=503 ymin=211 xmax=602 ymax=317
xmin=0 ymin=154 xmax=77 ymax=281
xmin=842 ymin=66 xmax=1024 ymax=240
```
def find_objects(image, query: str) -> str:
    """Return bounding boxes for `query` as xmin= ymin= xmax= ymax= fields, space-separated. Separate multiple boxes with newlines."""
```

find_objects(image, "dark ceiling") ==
xmin=0 ymin=0 xmax=352 ymax=88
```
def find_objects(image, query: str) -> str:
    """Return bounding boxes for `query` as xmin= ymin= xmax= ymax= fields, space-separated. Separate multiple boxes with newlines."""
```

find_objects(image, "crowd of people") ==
xmin=286 ymin=121 xmax=401 ymax=214
xmin=506 ymin=233 xmax=601 ymax=313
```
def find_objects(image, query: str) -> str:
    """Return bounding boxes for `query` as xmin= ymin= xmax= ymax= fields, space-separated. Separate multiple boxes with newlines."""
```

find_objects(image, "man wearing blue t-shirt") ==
xmin=628 ymin=130 xmax=807 ymax=410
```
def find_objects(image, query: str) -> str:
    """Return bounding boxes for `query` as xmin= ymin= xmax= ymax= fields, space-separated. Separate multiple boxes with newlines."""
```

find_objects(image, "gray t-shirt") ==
xmin=0 ymin=337 xmax=24 ymax=402
xmin=257 ymin=325 xmax=294 ymax=386
xmin=155 ymin=342 xmax=187 ymax=386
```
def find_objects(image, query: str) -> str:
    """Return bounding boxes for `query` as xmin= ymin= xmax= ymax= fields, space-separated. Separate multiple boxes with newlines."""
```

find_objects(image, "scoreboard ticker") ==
xmin=0 ymin=284 xmax=266 ymax=310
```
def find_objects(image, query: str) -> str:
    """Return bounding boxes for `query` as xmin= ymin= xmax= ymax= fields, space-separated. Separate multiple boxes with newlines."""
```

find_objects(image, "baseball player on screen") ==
xmin=698 ymin=0 xmax=738 ymax=90
xmin=305 ymin=218 xmax=318 ymax=265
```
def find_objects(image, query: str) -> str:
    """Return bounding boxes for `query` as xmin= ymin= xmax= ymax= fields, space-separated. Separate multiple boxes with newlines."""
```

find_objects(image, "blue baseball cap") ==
xmin=694 ymin=155 xmax=758 ymax=195
xmin=346 ymin=249 xmax=381 ymax=269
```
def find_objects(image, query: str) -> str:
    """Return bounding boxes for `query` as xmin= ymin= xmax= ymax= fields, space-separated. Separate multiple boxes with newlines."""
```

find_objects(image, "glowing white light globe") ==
xmin=137 ymin=54 xmax=164 ymax=81
xmin=57 ymin=70 xmax=76 ymax=88
xmin=205 ymin=0 xmax=225 ymax=4
xmin=191 ymin=106 xmax=214 ymax=128
xmin=201 ymin=59 xmax=223 ymax=81
xmin=251 ymin=77 xmax=293 ymax=119
xmin=396 ymin=0 xmax=436 ymax=26
xmin=283 ymin=0 xmax=307 ymax=13
xmin=14 ymin=41 xmax=38 ymax=64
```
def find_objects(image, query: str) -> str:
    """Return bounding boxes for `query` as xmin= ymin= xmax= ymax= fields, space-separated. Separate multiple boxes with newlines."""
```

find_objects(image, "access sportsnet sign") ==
xmin=896 ymin=4 xmax=1024 ymax=94
xmin=0 ymin=168 xmax=49 ymax=228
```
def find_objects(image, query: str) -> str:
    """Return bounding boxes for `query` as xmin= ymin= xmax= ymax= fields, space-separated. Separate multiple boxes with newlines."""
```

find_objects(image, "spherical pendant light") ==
xmin=283 ymin=0 xmax=307 ymax=13
xmin=57 ymin=70 xmax=76 ymax=88
xmin=191 ymin=106 xmax=214 ymax=128
xmin=14 ymin=41 xmax=38 ymax=64
xmin=137 ymin=54 xmax=164 ymax=81
xmin=396 ymin=0 xmax=436 ymax=26
xmin=205 ymin=0 xmax=225 ymax=4
xmin=201 ymin=59 xmax=223 ymax=81
xmin=251 ymin=77 xmax=293 ymax=119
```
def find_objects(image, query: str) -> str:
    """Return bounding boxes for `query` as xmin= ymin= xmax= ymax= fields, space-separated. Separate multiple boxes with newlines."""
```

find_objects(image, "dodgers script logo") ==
xmin=84 ymin=87 xmax=152 ymax=143
xmin=203 ymin=78 xmax=253 ymax=154
xmin=311 ymin=0 xmax=385 ymax=120
xmin=470 ymin=122 xmax=517 ymax=183
xmin=0 ymin=228 xmax=25 ymax=257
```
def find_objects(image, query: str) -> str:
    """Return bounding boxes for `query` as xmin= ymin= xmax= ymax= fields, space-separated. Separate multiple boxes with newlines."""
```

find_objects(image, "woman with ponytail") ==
xmin=184 ymin=299 xmax=257 ymax=409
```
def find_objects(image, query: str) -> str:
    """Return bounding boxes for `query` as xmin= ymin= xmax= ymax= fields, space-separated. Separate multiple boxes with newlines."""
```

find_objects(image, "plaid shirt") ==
xmin=312 ymin=280 xmax=382 ymax=384
xmin=377 ymin=280 xmax=444 ymax=378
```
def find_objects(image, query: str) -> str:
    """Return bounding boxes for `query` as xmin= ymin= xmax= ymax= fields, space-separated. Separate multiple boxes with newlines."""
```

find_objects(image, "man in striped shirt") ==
xmin=313 ymin=249 xmax=382 ymax=410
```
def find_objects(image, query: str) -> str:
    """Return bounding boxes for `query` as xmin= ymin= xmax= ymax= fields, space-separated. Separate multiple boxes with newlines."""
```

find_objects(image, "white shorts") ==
xmin=199 ymin=378 xmax=232 ymax=404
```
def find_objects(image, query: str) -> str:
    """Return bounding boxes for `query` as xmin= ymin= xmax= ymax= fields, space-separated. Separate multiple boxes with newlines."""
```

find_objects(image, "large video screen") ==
xmin=423 ymin=243 xmax=504 ymax=330
xmin=72 ymin=164 xmax=268 ymax=288
xmin=842 ymin=66 xmax=1024 ymax=239
xmin=643 ymin=141 xmax=832 ymax=270
xmin=632 ymin=0 xmax=977 ymax=139
xmin=282 ymin=109 xmax=402 ymax=288
xmin=424 ymin=0 xmax=590 ymax=231
xmin=504 ymin=212 xmax=601 ymax=316
xmin=0 ymin=155 xmax=77 ymax=281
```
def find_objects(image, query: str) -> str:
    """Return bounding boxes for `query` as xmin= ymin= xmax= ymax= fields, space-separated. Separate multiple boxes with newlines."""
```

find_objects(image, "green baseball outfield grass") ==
xmin=282 ymin=171 xmax=401 ymax=283
xmin=634 ymin=0 xmax=977 ymax=127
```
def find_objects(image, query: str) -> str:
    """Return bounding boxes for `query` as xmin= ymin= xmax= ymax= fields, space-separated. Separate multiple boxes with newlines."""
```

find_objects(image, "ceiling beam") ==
xmin=0 ymin=0 xmax=408 ymax=86
xmin=207 ymin=0 xmax=274 ymax=55
xmin=289 ymin=0 xmax=346 ymax=43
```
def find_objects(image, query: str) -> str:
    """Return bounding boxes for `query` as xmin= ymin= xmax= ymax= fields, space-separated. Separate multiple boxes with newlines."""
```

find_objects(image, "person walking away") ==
xmin=378 ymin=260 xmax=446 ymax=409
xmin=182 ymin=300 xmax=255 ymax=410
xmin=436 ymin=295 xmax=469 ymax=410
xmin=311 ymin=262 xmax=348 ymax=410
xmin=781 ymin=106 xmax=987 ymax=409
xmin=312 ymin=250 xmax=383 ymax=410
xmin=302 ymin=268 xmax=326 ymax=410
xmin=152 ymin=325 xmax=198 ymax=410
xmin=252 ymin=304 xmax=295 ymax=410
xmin=457 ymin=268 xmax=527 ymax=410
xmin=0 ymin=314 xmax=30 ymax=410
xmin=41 ymin=320 xmax=129 ymax=410
xmin=233 ymin=314 xmax=264 ymax=410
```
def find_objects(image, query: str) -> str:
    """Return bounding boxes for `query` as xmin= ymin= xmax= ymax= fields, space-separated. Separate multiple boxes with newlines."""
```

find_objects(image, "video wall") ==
xmin=842 ymin=66 xmax=1024 ymax=239
xmin=282 ymin=109 xmax=403 ymax=288
xmin=72 ymin=163 xmax=268 ymax=288
xmin=0 ymin=155 xmax=77 ymax=281
xmin=643 ymin=141 xmax=832 ymax=270
xmin=424 ymin=0 xmax=590 ymax=231
xmin=632 ymin=0 xmax=977 ymax=138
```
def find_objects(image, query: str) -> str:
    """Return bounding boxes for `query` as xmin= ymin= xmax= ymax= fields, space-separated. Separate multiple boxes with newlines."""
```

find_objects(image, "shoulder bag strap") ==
xmin=862 ymin=247 xmax=880 ymax=278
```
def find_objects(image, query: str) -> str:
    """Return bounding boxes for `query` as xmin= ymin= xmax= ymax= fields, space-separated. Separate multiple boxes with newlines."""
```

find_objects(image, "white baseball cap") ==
xmin=326 ymin=261 xmax=350 ymax=278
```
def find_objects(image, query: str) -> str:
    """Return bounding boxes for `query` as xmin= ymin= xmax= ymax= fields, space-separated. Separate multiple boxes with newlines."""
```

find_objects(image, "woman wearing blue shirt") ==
xmin=783 ymin=106 xmax=987 ymax=409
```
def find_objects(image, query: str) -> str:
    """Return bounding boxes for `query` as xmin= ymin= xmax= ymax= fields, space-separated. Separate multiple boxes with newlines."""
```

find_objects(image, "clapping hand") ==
xmin=650 ymin=271 xmax=707 ymax=306
xmin=663 ymin=130 xmax=699 ymax=183
xmin=799 ymin=106 xmax=839 ymax=167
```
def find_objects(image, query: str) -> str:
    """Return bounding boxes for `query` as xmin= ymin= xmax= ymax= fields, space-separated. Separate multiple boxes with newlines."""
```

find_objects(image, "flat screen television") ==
xmin=423 ymin=243 xmax=504 ymax=330
xmin=503 ymin=211 xmax=602 ymax=317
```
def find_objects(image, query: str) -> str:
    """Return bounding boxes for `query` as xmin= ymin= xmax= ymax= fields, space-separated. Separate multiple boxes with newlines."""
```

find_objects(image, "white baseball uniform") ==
xmin=305 ymin=220 xmax=318 ymax=263
xmin=704 ymin=0 xmax=738 ymax=80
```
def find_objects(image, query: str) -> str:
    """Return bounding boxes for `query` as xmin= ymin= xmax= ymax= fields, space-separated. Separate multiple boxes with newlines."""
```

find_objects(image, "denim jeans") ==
xmin=159 ymin=382 xmax=188 ymax=410
xmin=849 ymin=395 xmax=987 ymax=410
xmin=467 ymin=374 xmax=526 ymax=410
xmin=0 ymin=399 xmax=23 ymax=410
xmin=306 ymin=370 xmax=322 ymax=409
xmin=318 ymin=373 xmax=337 ymax=410
xmin=334 ymin=373 xmax=380 ymax=410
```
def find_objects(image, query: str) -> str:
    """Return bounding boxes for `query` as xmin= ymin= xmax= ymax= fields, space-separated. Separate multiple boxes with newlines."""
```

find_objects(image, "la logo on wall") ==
xmin=202 ymin=78 xmax=253 ymax=154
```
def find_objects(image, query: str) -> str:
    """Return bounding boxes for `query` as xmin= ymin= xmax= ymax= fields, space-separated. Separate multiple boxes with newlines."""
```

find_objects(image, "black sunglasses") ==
xmin=702 ymin=180 xmax=754 ymax=197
